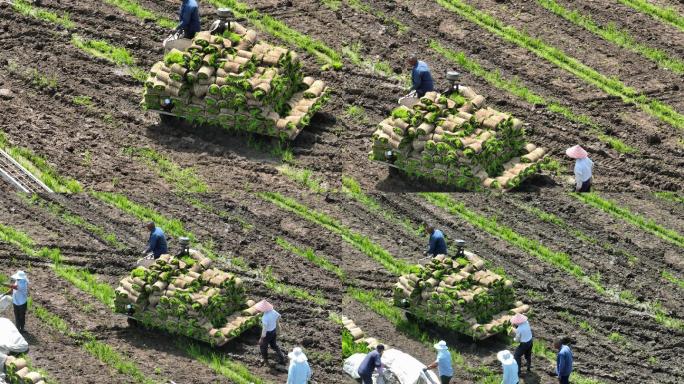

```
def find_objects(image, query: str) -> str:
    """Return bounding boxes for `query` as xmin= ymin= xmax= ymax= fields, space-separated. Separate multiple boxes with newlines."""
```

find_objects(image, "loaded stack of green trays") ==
xmin=142 ymin=24 xmax=330 ymax=140
xmin=371 ymin=87 xmax=549 ymax=190
xmin=393 ymin=252 xmax=530 ymax=340
xmin=4 ymin=356 xmax=46 ymax=384
xmin=114 ymin=251 xmax=261 ymax=346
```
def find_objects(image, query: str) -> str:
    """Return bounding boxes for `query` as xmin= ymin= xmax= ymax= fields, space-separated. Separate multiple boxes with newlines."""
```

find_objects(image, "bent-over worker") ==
xmin=426 ymin=225 xmax=447 ymax=256
xmin=256 ymin=300 xmax=286 ymax=365
xmin=7 ymin=270 xmax=29 ymax=332
xmin=408 ymin=55 xmax=434 ymax=97
xmin=177 ymin=0 xmax=201 ymax=39
xmin=554 ymin=337 xmax=573 ymax=384
xmin=425 ymin=340 xmax=453 ymax=384
xmin=498 ymin=350 xmax=519 ymax=384
xmin=566 ymin=145 xmax=593 ymax=192
xmin=287 ymin=347 xmax=312 ymax=384
xmin=357 ymin=344 xmax=385 ymax=384
xmin=511 ymin=314 xmax=533 ymax=376
xmin=143 ymin=222 xmax=168 ymax=259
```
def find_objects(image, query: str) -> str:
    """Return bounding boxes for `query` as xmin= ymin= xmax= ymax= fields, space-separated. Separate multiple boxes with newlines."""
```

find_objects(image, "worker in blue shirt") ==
xmin=425 ymin=340 xmax=453 ymax=383
xmin=408 ymin=55 xmax=434 ymax=97
xmin=143 ymin=222 xmax=168 ymax=259
xmin=554 ymin=337 xmax=573 ymax=384
xmin=7 ymin=270 xmax=29 ymax=332
xmin=176 ymin=0 xmax=201 ymax=39
xmin=425 ymin=225 xmax=448 ymax=256
xmin=357 ymin=345 xmax=385 ymax=384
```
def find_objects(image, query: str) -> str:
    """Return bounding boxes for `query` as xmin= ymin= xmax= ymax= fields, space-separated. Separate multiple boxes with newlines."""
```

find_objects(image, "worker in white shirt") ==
xmin=255 ymin=299 xmax=286 ymax=365
xmin=511 ymin=314 xmax=533 ymax=377
xmin=566 ymin=145 xmax=593 ymax=192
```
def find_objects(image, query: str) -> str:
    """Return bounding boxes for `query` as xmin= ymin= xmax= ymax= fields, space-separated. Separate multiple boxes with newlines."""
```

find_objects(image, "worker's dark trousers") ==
xmin=559 ymin=375 xmax=570 ymax=384
xmin=578 ymin=178 xmax=592 ymax=192
xmin=514 ymin=340 xmax=533 ymax=374
xmin=260 ymin=330 xmax=285 ymax=363
xmin=13 ymin=302 xmax=27 ymax=331
xmin=440 ymin=375 xmax=452 ymax=384
xmin=358 ymin=371 xmax=373 ymax=384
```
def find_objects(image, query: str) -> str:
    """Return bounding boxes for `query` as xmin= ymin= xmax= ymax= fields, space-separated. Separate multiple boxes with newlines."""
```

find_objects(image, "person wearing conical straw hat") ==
xmin=566 ymin=145 xmax=593 ymax=192
xmin=255 ymin=299 xmax=286 ymax=365
xmin=497 ymin=350 xmax=519 ymax=384
xmin=424 ymin=340 xmax=454 ymax=384
xmin=286 ymin=347 xmax=312 ymax=384
xmin=511 ymin=313 xmax=533 ymax=377
xmin=6 ymin=270 xmax=29 ymax=332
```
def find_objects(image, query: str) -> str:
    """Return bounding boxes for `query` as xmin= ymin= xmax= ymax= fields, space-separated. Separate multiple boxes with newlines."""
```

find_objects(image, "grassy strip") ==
xmin=435 ymin=0 xmax=684 ymax=131
xmin=206 ymin=0 xmax=343 ymax=69
xmin=12 ymin=0 xmax=74 ymax=29
xmin=617 ymin=0 xmax=684 ymax=32
xmin=429 ymin=41 xmax=634 ymax=153
xmin=537 ymin=0 xmax=684 ymax=74
xmin=21 ymin=194 xmax=127 ymax=251
xmin=342 ymin=42 xmax=410 ymax=86
xmin=125 ymin=147 xmax=209 ymax=193
xmin=654 ymin=191 xmax=684 ymax=206
xmin=572 ymin=193 xmax=684 ymax=249
xmin=262 ymin=266 xmax=327 ymax=305
xmin=259 ymin=191 xmax=414 ymax=275
xmin=0 ymin=132 xmax=83 ymax=193
xmin=515 ymin=201 xmax=638 ymax=265
xmin=277 ymin=164 xmax=327 ymax=193
xmin=104 ymin=0 xmax=176 ymax=28
xmin=187 ymin=343 xmax=269 ymax=384
xmin=70 ymin=34 xmax=147 ymax=82
xmin=342 ymin=176 xmax=424 ymax=237
xmin=275 ymin=237 xmax=346 ymax=279
xmin=31 ymin=300 xmax=156 ymax=384
xmin=662 ymin=270 xmax=684 ymax=290
xmin=345 ymin=0 xmax=408 ymax=33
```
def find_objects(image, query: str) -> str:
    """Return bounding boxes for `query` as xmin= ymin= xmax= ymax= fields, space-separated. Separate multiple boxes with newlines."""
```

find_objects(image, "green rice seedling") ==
xmin=71 ymin=35 xmax=135 ymax=66
xmin=104 ymin=0 xmax=176 ymax=28
xmin=321 ymin=0 xmax=341 ymax=11
xmin=434 ymin=0 xmax=684 ymax=131
xmin=81 ymin=337 xmax=156 ymax=384
xmin=617 ymin=0 xmax=684 ymax=32
xmin=276 ymin=237 xmax=346 ymax=279
xmin=277 ymin=165 xmax=327 ymax=193
xmin=261 ymin=266 xmax=327 ymax=305
xmin=186 ymin=343 xmax=269 ymax=384
xmin=661 ymin=271 xmax=684 ymax=290
xmin=125 ymin=147 xmax=209 ymax=193
xmin=537 ymin=0 xmax=684 ymax=74
xmin=654 ymin=192 xmax=684 ymax=206
xmin=72 ymin=95 xmax=93 ymax=108
xmin=345 ymin=0 xmax=408 ymax=33
xmin=11 ymin=0 xmax=74 ymax=29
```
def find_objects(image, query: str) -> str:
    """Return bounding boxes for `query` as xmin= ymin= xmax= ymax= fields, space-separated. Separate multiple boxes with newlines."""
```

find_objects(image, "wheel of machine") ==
xmin=159 ymin=113 xmax=179 ymax=125
xmin=388 ymin=166 xmax=402 ymax=177
xmin=405 ymin=311 xmax=417 ymax=322
xmin=127 ymin=317 xmax=139 ymax=327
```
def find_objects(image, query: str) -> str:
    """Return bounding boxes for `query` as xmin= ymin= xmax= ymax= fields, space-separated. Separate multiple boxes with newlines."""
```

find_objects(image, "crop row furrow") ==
xmin=617 ymin=0 xmax=684 ymax=33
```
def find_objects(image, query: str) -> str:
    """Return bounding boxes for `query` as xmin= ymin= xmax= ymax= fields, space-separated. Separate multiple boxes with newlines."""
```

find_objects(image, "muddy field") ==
xmin=0 ymin=0 xmax=683 ymax=382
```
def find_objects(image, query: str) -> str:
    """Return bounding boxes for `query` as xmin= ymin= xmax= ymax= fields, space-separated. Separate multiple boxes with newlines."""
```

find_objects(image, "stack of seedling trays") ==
xmin=393 ymin=252 xmax=529 ymax=340
xmin=142 ymin=24 xmax=330 ymax=140
xmin=4 ymin=357 xmax=45 ymax=384
xmin=114 ymin=251 xmax=261 ymax=346
xmin=371 ymin=87 xmax=548 ymax=190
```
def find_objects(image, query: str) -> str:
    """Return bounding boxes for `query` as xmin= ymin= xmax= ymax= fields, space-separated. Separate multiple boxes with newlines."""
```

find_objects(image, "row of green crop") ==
xmin=537 ymin=0 xmax=684 ymax=74
xmin=124 ymin=147 xmax=209 ymax=194
xmin=617 ymin=0 xmax=684 ymax=32
xmin=422 ymin=193 xmax=684 ymax=331
xmin=654 ymin=192 xmax=684 ymax=206
xmin=434 ymin=0 xmax=684 ymax=131
xmin=104 ymin=0 xmax=176 ymax=28
xmin=11 ymin=0 xmax=74 ymax=28
xmin=572 ymin=193 xmax=684 ymax=249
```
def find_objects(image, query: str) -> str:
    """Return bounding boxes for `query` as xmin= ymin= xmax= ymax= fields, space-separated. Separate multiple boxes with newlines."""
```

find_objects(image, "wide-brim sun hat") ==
xmin=565 ymin=145 xmax=588 ymax=159
xmin=288 ymin=347 xmax=308 ymax=363
xmin=254 ymin=299 xmax=273 ymax=313
xmin=434 ymin=340 xmax=448 ymax=350
xmin=497 ymin=350 xmax=515 ymax=365
xmin=11 ymin=271 xmax=27 ymax=281
xmin=510 ymin=313 xmax=528 ymax=326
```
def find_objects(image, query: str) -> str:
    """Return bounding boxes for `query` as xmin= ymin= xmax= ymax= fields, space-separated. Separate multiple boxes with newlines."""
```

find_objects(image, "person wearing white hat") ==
xmin=425 ymin=340 xmax=453 ymax=383
xmin=565 ymin=145 xmax=593 ymax=192
xmin=286 ymin=347 xmax=312 ymax=384
xmin=255 ymin=300 xmax=286 ymax=365
xmin=497 ymin=350 xmax=519 ymax=384
xmin=6 ymin=270 xmax=29 ymax=332
xmin=511 ymin=314 xmax=533 ymax=376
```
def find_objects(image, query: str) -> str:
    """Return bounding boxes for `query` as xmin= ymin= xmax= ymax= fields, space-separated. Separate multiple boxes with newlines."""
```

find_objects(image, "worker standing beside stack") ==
xmin=176 ymin=0 xmax=201 ymax=39
xmin=142 ymin=222 xmax=168 ymax=259
xmin=256 ymin=300 xmax=286 ymax=365
xmin=511 ymin=314 xmax=533 ymax=377
xmin=6 ymin=270 xmax=29 ymax=332
xmin=425 ymin=225 xmax=448 ymax=256
xmin=425 ymin=340 xmax=454 ymax=383
xmin=408 ymin=55 xmax=435 ymax=97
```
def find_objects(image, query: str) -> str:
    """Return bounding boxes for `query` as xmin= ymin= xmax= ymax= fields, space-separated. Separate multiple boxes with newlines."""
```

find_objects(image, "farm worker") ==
xmin=425 ymin=225 xmax=447 ymax=256
xmin=287 ymin=347 xmax=312 ymax=384
xmin=425 ymin=340 xmax=453 ymax=384
xmin=256 ymin=300 xmax=286 ymax=365
xmin=554 ymin=337 xmax=573 ymax=384
xmin=143 ymin=222 xmax=168 ymax=259
xmin=408 ymin=55 xmax=434 ymax=97
xmin=6 ymin=270 xmax=29 ymax=332
xmin=497 ymin=350 xmax=519 ymax=384
xmin=511 ymin=313 xmax=533 ymax=376
xmin=176 ymin=0 xmax=201 ymax=39
xmin=357 ymin=344 xmax=385 ymax=384
xmin=565 ymin=145 xmax=593 ymax=192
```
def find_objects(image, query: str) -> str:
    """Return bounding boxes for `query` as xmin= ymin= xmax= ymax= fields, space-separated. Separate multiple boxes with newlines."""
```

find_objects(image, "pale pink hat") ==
xmin=565 ymin=145 xmax=588 ymax=159
xmin=511 ymin=313 xmax=528 ymax=325
xmin=254 ymin=299 xmax=273 ymax=313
